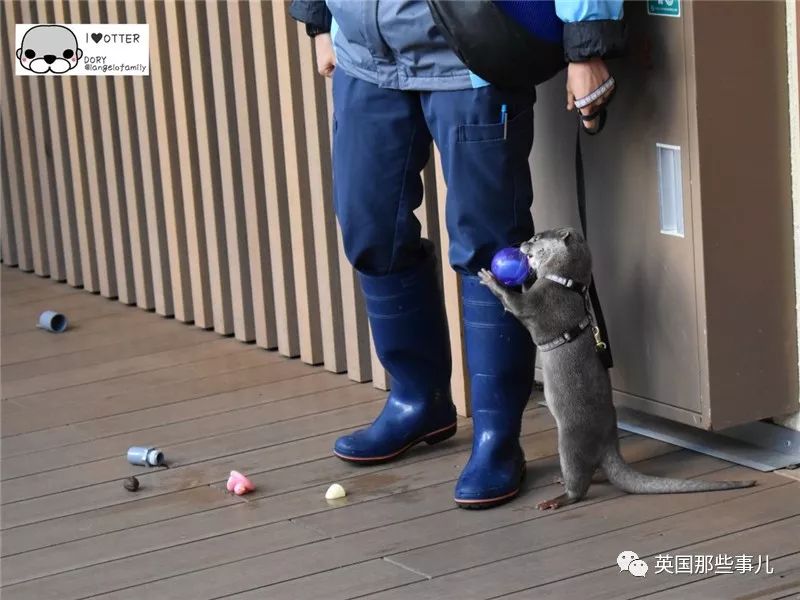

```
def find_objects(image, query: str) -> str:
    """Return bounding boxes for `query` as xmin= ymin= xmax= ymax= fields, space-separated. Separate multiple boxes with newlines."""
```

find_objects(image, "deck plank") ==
xmin=0 ymin=371 xmax=347 ymax=459
xmin=59 ymin=472 xmax=789 ymax=600
xmin=1 ymin=268 xmax=791 ymax=600
xmin=355 ymin=482 xmax=797 ymax=600
xmin=1 ymin=433 xmax=663 ymax=592
xmin=2 ymin=358 xmax=315 ymax=437
xmin=636 ymin=550 xmax=800 ymax=600
xmin=222 ymin=559 xmax=424 ymax=600
xmin=1 ymin=379 xmax=362 ymax=480
xmin=500 ymin=516 xmax=800 ymax=600
xmin=1 ymin=392 xmax=382 ymax=502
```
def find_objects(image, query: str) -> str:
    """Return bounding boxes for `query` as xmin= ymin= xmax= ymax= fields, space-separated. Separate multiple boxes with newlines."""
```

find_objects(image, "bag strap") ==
xmin=575 ymin=129 xmax=614 ymax=370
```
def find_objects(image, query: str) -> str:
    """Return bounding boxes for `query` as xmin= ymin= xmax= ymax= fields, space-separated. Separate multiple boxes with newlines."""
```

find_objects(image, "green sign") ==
xmin=648 ymin=0 xmax=680 ymax=17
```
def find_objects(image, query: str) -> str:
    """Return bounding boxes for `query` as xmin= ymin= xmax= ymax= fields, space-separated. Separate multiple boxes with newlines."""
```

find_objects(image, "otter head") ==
xmin=17 ymin=25 xmax=82 ymax=74
xmin=519 ymin=227 xmax=592 ymax=283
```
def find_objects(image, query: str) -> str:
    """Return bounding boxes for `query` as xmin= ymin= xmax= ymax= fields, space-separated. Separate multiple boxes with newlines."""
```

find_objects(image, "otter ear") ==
xmin=77 ymin=48 xmax=83 ymax=60
xmin=16 ymin=48 xmax=22 ymax=59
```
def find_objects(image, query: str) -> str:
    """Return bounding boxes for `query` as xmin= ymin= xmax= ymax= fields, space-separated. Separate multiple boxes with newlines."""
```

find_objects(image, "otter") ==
xmin=477 ymin=227 xmax=755 ymax=510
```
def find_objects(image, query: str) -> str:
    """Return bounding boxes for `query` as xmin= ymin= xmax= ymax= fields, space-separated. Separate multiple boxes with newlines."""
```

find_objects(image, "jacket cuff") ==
xmin=563 ymin=19 xmax=627 ymax=62
xmin=289 ymin=1 xmax=332 ymax=36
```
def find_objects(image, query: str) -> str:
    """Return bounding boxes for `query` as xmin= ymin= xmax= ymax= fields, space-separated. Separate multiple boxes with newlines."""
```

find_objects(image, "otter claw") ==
xmin=537 ymin=498 xmax=563 ymax=511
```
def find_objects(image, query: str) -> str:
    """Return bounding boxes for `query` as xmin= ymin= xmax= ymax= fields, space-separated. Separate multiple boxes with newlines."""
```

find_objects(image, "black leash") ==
xmin=575 ymin=128 xmax=614 ymax=370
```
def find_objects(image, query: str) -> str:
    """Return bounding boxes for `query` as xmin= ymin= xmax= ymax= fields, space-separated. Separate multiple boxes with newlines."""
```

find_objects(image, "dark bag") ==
xmin=426 ymin=0 xmax=566 ymax=91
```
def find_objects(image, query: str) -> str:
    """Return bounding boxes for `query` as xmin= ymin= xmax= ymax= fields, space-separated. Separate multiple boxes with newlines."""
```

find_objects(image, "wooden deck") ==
xmin=1 ymin=266 xmax=799 ymax=600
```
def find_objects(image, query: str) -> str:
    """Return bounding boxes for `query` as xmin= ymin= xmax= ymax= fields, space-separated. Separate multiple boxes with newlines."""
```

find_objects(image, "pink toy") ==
xmin=226 ymin=470 xmax=255 ymax=496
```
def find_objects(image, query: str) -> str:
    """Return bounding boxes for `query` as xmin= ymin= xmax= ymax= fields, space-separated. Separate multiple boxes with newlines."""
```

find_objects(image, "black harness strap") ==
xmin=576 ymin=129 xmax=614 ymax=370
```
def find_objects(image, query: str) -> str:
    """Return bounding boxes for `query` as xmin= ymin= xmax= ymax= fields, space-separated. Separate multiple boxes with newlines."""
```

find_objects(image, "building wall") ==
xmin=777 ymin=0 xmax=800 ymax=431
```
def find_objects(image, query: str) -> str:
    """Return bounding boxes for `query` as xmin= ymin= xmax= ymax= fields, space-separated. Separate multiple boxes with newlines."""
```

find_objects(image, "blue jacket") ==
xmin=290 ymin=0 xmax=624 ymax=91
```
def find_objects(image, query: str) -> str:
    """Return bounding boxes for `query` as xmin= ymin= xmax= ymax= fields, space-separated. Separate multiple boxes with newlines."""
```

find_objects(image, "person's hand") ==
xmin=566 ymin=57 xmax=614 ymax=133
xmin=314 ymin=33 xmax=335 ymax=78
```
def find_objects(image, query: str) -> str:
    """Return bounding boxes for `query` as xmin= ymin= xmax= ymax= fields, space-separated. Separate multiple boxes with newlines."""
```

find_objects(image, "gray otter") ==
xmin=478 ymin=228 xmax=755 ymax=510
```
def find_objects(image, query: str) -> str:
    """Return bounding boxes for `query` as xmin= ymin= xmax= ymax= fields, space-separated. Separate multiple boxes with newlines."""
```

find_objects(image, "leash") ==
xmin=575 ymin=128 xmax=614 ymax=370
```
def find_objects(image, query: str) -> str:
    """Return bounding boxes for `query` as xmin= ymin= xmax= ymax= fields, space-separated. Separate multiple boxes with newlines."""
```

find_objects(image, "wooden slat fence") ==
xmin=0 ymin=0 xmax=471 ymax=415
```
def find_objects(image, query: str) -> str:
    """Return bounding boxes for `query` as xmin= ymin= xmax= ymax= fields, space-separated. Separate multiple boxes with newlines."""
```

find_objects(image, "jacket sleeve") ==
xmin=289 ymin=0 xmax=332 ymax=37
xmin=555 ymin=0 xmax=626 ymax=62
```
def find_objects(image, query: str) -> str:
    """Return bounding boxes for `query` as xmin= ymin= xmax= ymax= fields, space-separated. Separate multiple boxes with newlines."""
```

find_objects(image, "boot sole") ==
xmin=454 ymin=465 xmax=526 ymax=510
xmin=333 ymin=422 xmax=457 ymax=465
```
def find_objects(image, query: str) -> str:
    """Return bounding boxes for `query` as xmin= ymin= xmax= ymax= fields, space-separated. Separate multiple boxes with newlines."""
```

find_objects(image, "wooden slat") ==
xmin=433 ymin=148 xmax=469 ymax=416
xmin=271 ymin=0 xmax=323 ymax=364
xmin=0 ymin=3 xmax=28 ymax=270
xmin=84 ymin=0 xmax=134 ymax=302
xmin=204 ymin=0 xmax=254 ymax=341
xmin=324 ymin=77 xmax=372 ymax=381
xmin=8 ymin=2 xmax=47 ymax=275
xmin=12 ymin=437 xmax=719 ymax=600
xmin=639 ymin=549 xmax=800 ymax=600
xmin=0 ymin=115 xmax=18 ymax=267
xmin=20 ymin=1 xmax=65 ymax=281
xmin=225 ymin=559 xmax=423 ymax=600
xmin=106 ymin=0 xmax=153 ymax=309
xmin=1 ymin=376 xmax=360 ymax=481
xmin=70 ymin=0 xmax=117 ymax=296
xmin=0 ymin=370 xmax=345 ymax=464
xmin=422 ymin=158 xmax=444 ymax=289
xmin=0 ymin=2 xmax=17 ymax=268
xmin=1 ymin=294 xmax=133 ymax=337
xmin=144 ymin=0 xmax=192 ymax=320
xmin=163 ymin=0 xmax=212 ymax=327
xmin=296 ymin=26 xmax=346 ymax=372
xmin=228 ymin=0 xmax=277 ymax=348
xmin=2 ymin=391 xmax=380 ymax=505
xmin=506 ymin=515 xmax=800 ymax=600
xmin=124 ymin=0 xmax=171 ymax=314
xmin=32 ymin=1 xmax=79 ymax=285
xmin=0 ymin=409 xmax=547 ymax=588
xmin=362 ymin=484 xmax=796 ymax=600
xmin=1 ymin=311 xmax=187 ymax=366
xmin=0 ymin=320 xmax=215 ymax=385
xmin=54 ymin=0 xmax=99 ymax=290
xmin=0 ymin=411 xmax=601 ymax=559
xmin=0 ymin=410 xmax=373 ymax=530
xmin=1 ymin=389 xmax=375 ymax=503
xmin=182 ymin=0 xmax=232 ymax=334
xmin=1 ymin=351 xmax=295 ymax=437
xmin=369 ymin=328 xmax=389 ymax=390
xmin=248 ymin=0 xmax=299 ymax=356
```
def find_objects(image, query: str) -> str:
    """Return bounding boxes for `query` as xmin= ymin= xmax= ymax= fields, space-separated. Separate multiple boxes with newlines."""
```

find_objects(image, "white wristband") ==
xmin=574 ymin=76 xmax=615 ymax=110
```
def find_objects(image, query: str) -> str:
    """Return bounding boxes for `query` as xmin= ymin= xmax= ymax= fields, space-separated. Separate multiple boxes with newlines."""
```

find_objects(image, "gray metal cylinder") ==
xmin=127 ymin=446 xmax=164 ymax=466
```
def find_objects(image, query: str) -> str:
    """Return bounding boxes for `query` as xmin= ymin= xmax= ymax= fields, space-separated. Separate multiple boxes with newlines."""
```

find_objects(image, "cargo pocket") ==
xmin=452 ymin=107 xmax=535 ymax=231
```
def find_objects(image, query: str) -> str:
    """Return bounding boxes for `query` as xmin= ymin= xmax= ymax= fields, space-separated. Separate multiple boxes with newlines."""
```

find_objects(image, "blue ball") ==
xmin=491 ymin=247 xmax=530 ymax=286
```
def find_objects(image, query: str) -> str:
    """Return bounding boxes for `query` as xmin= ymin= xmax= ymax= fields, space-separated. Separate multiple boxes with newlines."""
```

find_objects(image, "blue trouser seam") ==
xmin=387 ymin=119 xmax=420 ymax=275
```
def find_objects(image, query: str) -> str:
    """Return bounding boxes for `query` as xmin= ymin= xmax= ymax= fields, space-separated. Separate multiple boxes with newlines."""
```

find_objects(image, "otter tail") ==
xmin=601 ymin=447 xmax=756 ymax=494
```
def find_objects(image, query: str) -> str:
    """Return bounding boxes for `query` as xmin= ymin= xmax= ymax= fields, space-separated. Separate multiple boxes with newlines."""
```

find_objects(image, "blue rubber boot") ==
xmin=455 ymin=275 xmax=536 ymax=508
xmin=333 ymin=249 xmax=457 ymax=464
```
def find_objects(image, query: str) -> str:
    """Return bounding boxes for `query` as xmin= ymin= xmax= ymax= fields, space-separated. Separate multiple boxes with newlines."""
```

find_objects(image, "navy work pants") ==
xmin=332 ymin=69 xmax=536 ymax=276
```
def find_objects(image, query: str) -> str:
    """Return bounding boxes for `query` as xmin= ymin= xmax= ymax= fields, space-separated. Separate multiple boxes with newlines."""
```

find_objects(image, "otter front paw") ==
xmin=477 ymin=268 xmax=495 ymax=286
xmin=478 ymin=269 xmax=503 ymax=295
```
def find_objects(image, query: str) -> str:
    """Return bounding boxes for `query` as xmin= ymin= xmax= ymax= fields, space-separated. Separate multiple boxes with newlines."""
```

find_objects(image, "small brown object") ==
xmin=123 ymin=476 xmax=140 ymax=492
